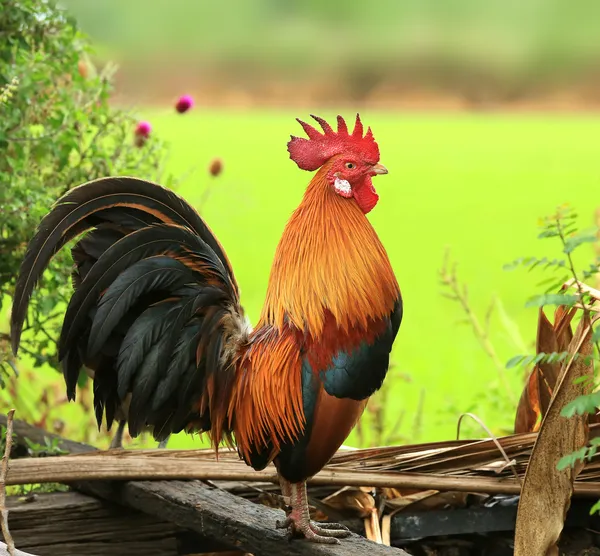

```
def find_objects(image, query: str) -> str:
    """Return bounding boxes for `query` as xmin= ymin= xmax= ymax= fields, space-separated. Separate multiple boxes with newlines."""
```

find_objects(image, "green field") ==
xmin=6 ymin=110 xmax=600 ymax=449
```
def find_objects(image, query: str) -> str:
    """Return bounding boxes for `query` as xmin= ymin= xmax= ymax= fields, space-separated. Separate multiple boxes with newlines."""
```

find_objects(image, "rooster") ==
xmin=11 ymin=114 xmax=402 ymax=544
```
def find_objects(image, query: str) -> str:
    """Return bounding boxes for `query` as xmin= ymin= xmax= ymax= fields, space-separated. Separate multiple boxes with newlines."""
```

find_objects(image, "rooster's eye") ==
xmin=345 ymin=162 xmax=355 ymax=169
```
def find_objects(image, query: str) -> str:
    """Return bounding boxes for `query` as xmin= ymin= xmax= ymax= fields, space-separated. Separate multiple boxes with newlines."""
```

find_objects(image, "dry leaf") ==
xmin=474 ymin=458 xmax=518 ymax=474
xmin=514 ymin=312 xmax=594 ymax=556
xmin=515 ymin=366 xmax=543 ymax=434
xmin=364 ymin=509 xmax=383 ymax=544
xmin=381 ymin=487 xmax=403 ymax=500
xmin=389 ymin=490 xmax=470 ymax=512
xmin=385 ymin=489 xmax=440 ymax=510
xmin=321 ymin=487 xmax=376 ymax=518
xmin=514 ymin=307 xmax=577 ymax=433
xmin=381 ymin=514 xmax=392 ymax=546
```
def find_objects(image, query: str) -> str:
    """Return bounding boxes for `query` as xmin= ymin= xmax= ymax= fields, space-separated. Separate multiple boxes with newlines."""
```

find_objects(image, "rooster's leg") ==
xmin=276 ymin=479 xmax=351 ymax=544
xmin=109 ymin=420 xmax=126 ymax=449
xmin=279 ymin=476 xmax=292 ymax=508
xmin=157 ymin=436 xmax=170 ymax=449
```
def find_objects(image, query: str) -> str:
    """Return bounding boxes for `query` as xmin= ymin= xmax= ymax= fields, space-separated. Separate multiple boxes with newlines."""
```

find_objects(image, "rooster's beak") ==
xmin=372 ymin=163 xmax=388 ymax=175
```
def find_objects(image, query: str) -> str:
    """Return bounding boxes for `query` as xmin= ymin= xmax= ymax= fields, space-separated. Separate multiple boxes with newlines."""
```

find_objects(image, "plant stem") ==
xmin=0 ymin=409 xmax=16 ymax=556
xmin=440 ymin=250 xmax=515 ymax=402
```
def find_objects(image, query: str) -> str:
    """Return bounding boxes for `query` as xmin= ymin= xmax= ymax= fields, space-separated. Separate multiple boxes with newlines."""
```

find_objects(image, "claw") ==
xmin=310 ymin=521 xmax=350 ymax=531
xmin=276 ymin=516 xmax=293 ymax=529
xmin=310 ymin=521 xmax=351 ymax=537
xmin=276 ymin=479 xmax=351 ymax=544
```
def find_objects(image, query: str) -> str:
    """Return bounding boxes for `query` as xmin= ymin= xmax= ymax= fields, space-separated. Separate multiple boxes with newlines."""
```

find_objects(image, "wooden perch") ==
xmin=6 ymin=490 xmax=229 ymax=556
xmin=0 ymin=542 xmax=36 ymax=556
xmin=5 ymin=452 xmax=531 ymax=495
xmin=1 ymin=416 xmax=406 ymax=555
xmin=82 ymin=479 xmax=403 ymax=556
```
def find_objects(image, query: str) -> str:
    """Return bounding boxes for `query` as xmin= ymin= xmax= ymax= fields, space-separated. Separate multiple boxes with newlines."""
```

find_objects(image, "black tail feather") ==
xmin=11 ymin=176 xmax=237 ymax=354
xmin=11 ymin=177 xmax=248 ymax=444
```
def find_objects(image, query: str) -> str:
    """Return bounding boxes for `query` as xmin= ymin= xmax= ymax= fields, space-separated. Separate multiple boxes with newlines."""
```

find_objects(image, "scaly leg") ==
xmin=157 ymin=435 xmax=170 ymax=449
xmin=276 ymin=479 xmax=351 ymax=544
xmin=109 ymin=420 xmax=126 ymax=449
xmin=279 ymin=476 xmax=292 ymax=508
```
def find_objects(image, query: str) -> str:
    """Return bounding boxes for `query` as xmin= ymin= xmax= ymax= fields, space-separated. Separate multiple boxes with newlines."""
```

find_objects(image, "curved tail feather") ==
xmin=11 ymin=177 xmax=247 ymax=446
xmin=11 ymin=176 xmax=237 ymax=354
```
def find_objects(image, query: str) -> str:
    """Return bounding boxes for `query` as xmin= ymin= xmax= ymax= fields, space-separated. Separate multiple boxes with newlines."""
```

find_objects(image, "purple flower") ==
xmin=175 ymin=94 xmax=194 ymax=114
xmin=134 ymin=121 xmax=152 ymax=147
xmin=135 ymin=121 xmax=152 ymax=137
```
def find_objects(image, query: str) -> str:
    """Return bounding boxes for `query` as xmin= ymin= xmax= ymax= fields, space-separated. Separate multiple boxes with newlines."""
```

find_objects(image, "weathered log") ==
xmin=0 ymin=541 xmax=37 ymax=556
xmin=5 ymin=490 xmax=222 ymax=556
xmin=81 ymin=479 xmax=402 ymax=556
xmin=1 ymin=416 xmax=406 ymax=555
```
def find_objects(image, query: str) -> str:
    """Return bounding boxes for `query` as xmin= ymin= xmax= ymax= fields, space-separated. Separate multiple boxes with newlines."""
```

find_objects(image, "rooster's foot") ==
xmin=275 ymin=479 xmax=351 ymax=544
xmin=310 ymin=521 xmax=350 ymax=534
xmin=276 ymin=514 xmax=349 ymax=544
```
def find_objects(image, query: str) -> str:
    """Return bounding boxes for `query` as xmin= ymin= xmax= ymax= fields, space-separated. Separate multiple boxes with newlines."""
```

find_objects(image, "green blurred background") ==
xmin=60 ymin=0 xmax=600 ymax=109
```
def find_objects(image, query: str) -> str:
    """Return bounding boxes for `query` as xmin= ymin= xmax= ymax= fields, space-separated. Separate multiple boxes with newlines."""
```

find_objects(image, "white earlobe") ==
xmin=333 ymin=177 xmax=352 ymax=198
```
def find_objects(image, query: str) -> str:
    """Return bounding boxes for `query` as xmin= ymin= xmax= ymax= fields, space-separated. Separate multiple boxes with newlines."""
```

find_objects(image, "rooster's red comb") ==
xmin=287 ymin=114 xmax=380 ymax=171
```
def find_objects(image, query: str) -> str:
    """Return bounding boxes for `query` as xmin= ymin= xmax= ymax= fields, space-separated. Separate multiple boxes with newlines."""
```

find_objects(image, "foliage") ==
xmin=505 ymin=204 xmax=600 ymax=513
xmin=0 ymin=423 xmax=66 ymax=458
xmin=504 ymin=205 xmax=600 ymax=370
xmin=22 ymin=435 xmax=68 ymax=457
xmin=0 ymin=0 xmax=173 ymax=387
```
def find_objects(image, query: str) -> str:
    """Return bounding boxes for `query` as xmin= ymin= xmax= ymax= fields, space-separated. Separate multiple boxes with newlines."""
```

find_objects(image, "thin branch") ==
xmin=440 ymin=248 xmax=514 ymax=401
xmin=456 ymin=412 xmax=521 ymax=485
xmin=37 ymin=325 xmax=57 ymax=348
xmin=22 ymin=311 xmax=62 ymax=333
xmin=0 ymin=409 xmax=16 ymax=556
xmin=557 ymin=216 xmax=600 ymax=357
xmin=595 ymin=208 xmax=600 ymax=291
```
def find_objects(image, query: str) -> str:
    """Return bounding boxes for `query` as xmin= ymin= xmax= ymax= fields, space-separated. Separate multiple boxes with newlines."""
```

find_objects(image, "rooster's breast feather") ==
xmin=274 ymin=297 xmax=403 ymax=482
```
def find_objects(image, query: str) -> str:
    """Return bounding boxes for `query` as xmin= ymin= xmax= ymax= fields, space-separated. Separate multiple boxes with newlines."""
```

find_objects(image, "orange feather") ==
xmin=231 ymin=326 xmax=304 ymax=461
xmin=298 ymin=392 xmax=367 ymax=479
xmin=260 ymin=156 xmax=399 ymax=338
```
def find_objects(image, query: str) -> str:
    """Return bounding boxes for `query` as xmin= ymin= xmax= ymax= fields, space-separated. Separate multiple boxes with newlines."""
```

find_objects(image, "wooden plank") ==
xmin=0 ymin=542 xmax=36 ymax=556
xmin=5 ymin=491 xmax=231 ymax=556
xmin=1 ymin=415 xmax=532 ymax=497
xmin=1 ymin=416 xmax=406 ymax=555
xmin=79 ymin=479 xmax=403 ymax=556
xmin=388 ymin=498 xmax=597 ymax=539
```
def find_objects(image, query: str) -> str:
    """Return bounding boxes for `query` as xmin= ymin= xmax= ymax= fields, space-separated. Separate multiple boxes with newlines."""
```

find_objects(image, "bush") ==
xmin=0 ymin=0 xmax=173 ymax=383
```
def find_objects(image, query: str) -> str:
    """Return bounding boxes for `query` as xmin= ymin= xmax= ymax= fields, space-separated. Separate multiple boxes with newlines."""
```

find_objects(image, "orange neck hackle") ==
xmin=259 ymin=160 xmax=399 ymax=339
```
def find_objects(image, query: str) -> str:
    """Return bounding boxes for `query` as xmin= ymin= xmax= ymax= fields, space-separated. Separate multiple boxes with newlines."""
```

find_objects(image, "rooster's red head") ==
xmin=287 ymin=114 xmax=387 ymax=214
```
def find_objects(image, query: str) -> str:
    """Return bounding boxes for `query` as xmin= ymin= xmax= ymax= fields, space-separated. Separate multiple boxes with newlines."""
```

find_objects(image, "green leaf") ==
xmin=557 ymin=447 xmax=588 ymax=471
xmin=590 ymin=500 xmax=600 ymax=515
xmin=563 ymin=230 xmax=598 ymax=254
xmin=561 ymin=391 xmax=600 ymax=418
xmin=538 ymin=229 xmax=560 ymax=239
xmin=506 ymin=355 xmax=526 ymax=369
xmin=525 ymin=294 xmax=579 ymax=308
